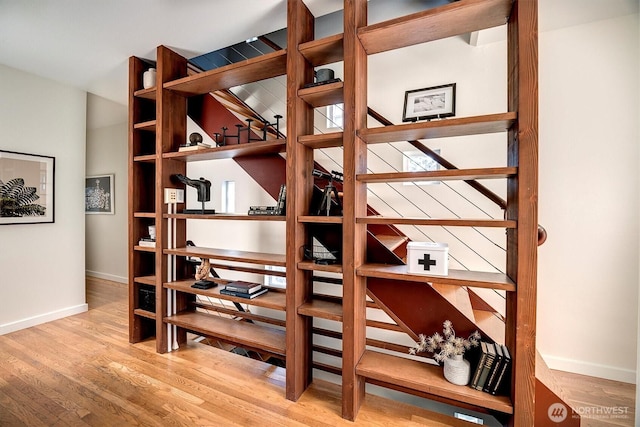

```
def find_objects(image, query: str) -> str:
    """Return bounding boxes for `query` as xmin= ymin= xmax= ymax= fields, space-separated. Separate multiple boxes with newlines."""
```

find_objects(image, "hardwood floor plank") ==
xmin=0 ymin=277 xmax=634 ymax=426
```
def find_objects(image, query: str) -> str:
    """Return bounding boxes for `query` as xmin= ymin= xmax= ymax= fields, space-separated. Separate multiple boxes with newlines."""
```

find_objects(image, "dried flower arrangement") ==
xmin=409 ymin=320 xmax=481 ymax=362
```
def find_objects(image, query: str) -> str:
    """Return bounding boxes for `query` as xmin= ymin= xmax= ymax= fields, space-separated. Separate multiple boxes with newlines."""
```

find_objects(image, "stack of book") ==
xmin=469 ymin=342 xmax=511 ymax=395
xmin=248 ymin=184 xmax=286 ymax=216
xmin=219 ymin=281 xmax=268 ymax=299
xmin=178 ymin=142 xmax=212 ymax=152
xmin=138 ymin=237 xmax=156 ymax=248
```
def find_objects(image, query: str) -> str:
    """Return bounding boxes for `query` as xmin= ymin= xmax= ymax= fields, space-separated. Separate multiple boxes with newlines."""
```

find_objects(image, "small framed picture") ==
xmin=85 ymin=174 xmax=114 ymax=214
xmin=0 ymin=150 xmax=55 ymax=225
xmin=402 ymin=83 xmax=456 ymax=122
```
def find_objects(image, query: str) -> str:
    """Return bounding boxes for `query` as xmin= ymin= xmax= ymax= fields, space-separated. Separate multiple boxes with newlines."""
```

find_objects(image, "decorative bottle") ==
xmin=142 ymin=68 xmax=156 ymax=89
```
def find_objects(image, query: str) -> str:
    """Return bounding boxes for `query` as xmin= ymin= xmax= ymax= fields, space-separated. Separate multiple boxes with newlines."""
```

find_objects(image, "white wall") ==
xmin=0 ymin=64 xmax=88 ymax=334
xmin=85 ymin=94 xmax=128 ymax=282
xmin=537 ymin=13 xmax=639 ymax=383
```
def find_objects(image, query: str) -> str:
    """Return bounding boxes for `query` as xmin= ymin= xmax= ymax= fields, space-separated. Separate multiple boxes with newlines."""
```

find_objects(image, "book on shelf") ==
xmin=484 ymin=342 xmax=504 ymax=392
xmin=223 ymin=280 xmax=262 ymax=294
xmin=138 ymin=237 xmax=156 ymax=248
xmin=470 ymin=341 xmax=489 ymax=389
xmin=489 ymin=344 xmax=511 ymax=395
xmin=248 ymin=206 xmax=279 ymax=215
xmin=178 ymin=142 xmax=212 ymax=152
xmin=220 ymin=287 xmax=268 ymax=299
xmin=276 ymin=184 xmax=286 ymax=215
xmin=474 ymin=342 xmax=496 ymax=391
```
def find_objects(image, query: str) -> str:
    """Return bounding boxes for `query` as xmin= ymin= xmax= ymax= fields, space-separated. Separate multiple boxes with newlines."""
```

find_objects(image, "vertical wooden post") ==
xmin=285 ymin=0 xmax=314 ymax=401
xmin=506 ymin=0 xmax=538 ymax=425
xmin=156 ymin=45 xmax=188 ymax=353
xmin=342 ymin=0 xmax=368 ymax=420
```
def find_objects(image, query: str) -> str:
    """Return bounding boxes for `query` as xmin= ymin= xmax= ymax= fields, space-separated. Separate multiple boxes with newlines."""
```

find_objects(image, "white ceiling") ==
xmin=1 ymin=0 xmax=637 ymax=112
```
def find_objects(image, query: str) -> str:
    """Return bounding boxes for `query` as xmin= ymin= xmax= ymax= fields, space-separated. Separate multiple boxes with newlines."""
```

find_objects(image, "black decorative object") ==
xmin=402 ymin=83 xmax=456 ymax=122
xmin=312 ymin=169 xmax=343 ymax=216
xmin=218 ymin=114 xmax=283 ymax=146
xmin=173 ymin=174 xmax=215 ymax=214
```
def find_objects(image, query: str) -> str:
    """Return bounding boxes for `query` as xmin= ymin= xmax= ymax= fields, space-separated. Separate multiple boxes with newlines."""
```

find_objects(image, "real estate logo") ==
xmin=548 ymin=403 xmax=568 ymax=423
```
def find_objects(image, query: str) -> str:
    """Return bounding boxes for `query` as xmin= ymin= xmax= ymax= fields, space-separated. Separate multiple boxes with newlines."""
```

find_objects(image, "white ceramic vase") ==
xmin=443 ymin=354 xmax=471 ymax=386
xmin=143 ymin=68 xmax=156 ymax=89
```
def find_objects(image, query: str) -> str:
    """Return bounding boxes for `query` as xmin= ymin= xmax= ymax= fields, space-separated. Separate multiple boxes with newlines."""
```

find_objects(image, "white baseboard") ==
xmin=86 ymin=270 xmax=127 ymax=284
xmin=542 ymin=353 xmax=636 ymax=384
xmin=0 ymin=303 xmax=88 ymax=336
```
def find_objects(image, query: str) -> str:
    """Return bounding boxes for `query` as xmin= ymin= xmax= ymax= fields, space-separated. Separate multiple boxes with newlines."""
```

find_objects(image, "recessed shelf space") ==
xmin=133 ymin=120 xmax=157 ymax=132
xmin=357 ymin=0 xmax=513 ymax=55
xmin=298 ymin=81 xmax=344 ymax=108
xmin=298 ymin=132 xmax=343 ymax=149
xmin=356 ymin=350 xmax=513 ymax=414
xmin=133 ymin=308 xmax=156 ymax=319
xmin=298 ymin=299 xmax=343 ymax=322
xmin=298 ymin=260 xmax=343 ymax=274
xmin=299 ymin=34 xmax=345 ymax=66
xmin=358 ymin=216 xmax=516 ymax=228
xmin=358 ymin=112 xmax=517 ymax=144
xmin=163 ymin=139 xmax=286 ymax=161
xmin=134 ymin=87 xmax=156 ymax=100
xmin=164 ymin=280 xmax=286 ymax=311
xmin=164 ymin=311 xmax=286 ymax=357
xmin=298 ymin=215 xmax=343 ymax=224
xmin=134 ymin=275 xmax=156 ymax=285
xmin=357 ymin=263 xmax=516 ymax=291
xmin=164 ymin=50 xmax=287 ymax=96
xmin=165 ymin=246 xmax=286 ymax=267
xmin=357 ymin=167 xmax=517 ymax=183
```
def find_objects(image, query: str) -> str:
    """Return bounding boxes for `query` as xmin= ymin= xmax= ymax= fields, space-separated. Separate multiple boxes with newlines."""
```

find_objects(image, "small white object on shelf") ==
xmin=407 ymin=241 xmax=448 ymax=276
xmin=143 ymin=67 xmax=156 ymax=89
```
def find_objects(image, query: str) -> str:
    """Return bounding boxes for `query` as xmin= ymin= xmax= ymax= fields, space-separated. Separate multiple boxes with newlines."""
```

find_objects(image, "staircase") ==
xmin=183 ymin=40 xmax=579 ymax=424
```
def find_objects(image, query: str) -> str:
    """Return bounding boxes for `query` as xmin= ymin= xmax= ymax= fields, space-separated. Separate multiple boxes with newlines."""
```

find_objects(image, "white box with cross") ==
xmin=407 ymin=242 xmax=449 ymax=276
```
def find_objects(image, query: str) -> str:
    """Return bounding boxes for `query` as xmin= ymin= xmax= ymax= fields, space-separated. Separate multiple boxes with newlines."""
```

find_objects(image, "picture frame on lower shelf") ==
xmin=0 ymin=150 xmax=55 ymax=225
xmin=85 ymin=174 xmax=114 ymax=214
xmin=402 ymin=83 xmax=456 ymax=122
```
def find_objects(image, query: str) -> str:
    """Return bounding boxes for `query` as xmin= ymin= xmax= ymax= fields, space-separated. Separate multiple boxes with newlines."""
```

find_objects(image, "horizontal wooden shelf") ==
xmin=357 ymin=263 xmax=515 ymax=291
xmin=134 ymin=245 xmax=156 ymax=253
xmin=356 ymin=350 xmax=513 ymax=414
xmin=165 ymin=213 xmax=284 ymax=221
xmin=299 ymin=33 xmax=344 ymax=66
xmin=358 ymin=0 xmax=513 ymax=55
xmin=133 ymin=154 xmax=156 ymax=163
xmin=298 ymin=132 xmax=343 ymax=149
xmin=164 ymin=280 xmax=286 ymax=311
xmin=133 ymin=120 xmax=156 ymax=131
xmin=358 ymin=216 xmax=516 ymax=228
xmin=298 ymin=81 xmax=344 ymax=108
xmin=164 ymin=50 xmax=287 ymax=96
xmin=134 ymin=87 xmax=156 ymax=100
xmin=165 ymin=246 xmax=286 ymax=267
xmin=298 ymin=260 xmax=343 ymax=274
xmin=165 ymin=311 xmax=286 ymax=356
xmin=134 ymin=275 xmax=156 ymax=286
xmin=358 ymin=112 xmax=517 ymax=144
xmin=298 ymin=215 xmax=343 ymax=224
xmin=133 ymin=308 xmax=156 ymax=319
xmin=133 ymin=212 xmax=155 ymax=218
xmin=298 ymin=299 xmax=343 ymax=322
xmin=358 ymin=167 xmax=517 ymax=183
xmin=163 ymin=139 xmax=286 ymax=161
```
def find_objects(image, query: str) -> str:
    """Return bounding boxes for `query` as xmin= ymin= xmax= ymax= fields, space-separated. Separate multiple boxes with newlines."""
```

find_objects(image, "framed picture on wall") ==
xmin=85 ymin=174 xmax=114 ymax=214
xmin=0 ymin=150 xmax=55 ymax=225
xmin=402 ymin=83 xmax=456 ymax=122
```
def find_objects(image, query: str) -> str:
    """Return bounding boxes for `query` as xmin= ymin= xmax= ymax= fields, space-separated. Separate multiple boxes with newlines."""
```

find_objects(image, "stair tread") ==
xmin=472 ymin=310 xmax=505 ymax=344
xmin=375 ymin=234 xmax=409 ymax=251
xmin=431 ymin=284 xmax=475 ymax=322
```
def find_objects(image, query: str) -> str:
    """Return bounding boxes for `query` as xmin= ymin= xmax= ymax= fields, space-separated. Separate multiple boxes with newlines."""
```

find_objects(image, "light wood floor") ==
xmin=0 ymin=277 xmax=635 ymax=426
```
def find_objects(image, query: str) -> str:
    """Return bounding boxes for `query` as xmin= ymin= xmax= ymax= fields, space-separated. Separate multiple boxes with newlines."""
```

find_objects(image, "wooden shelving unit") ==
xmin=129 ymin=0 xmax=538 ymax=424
